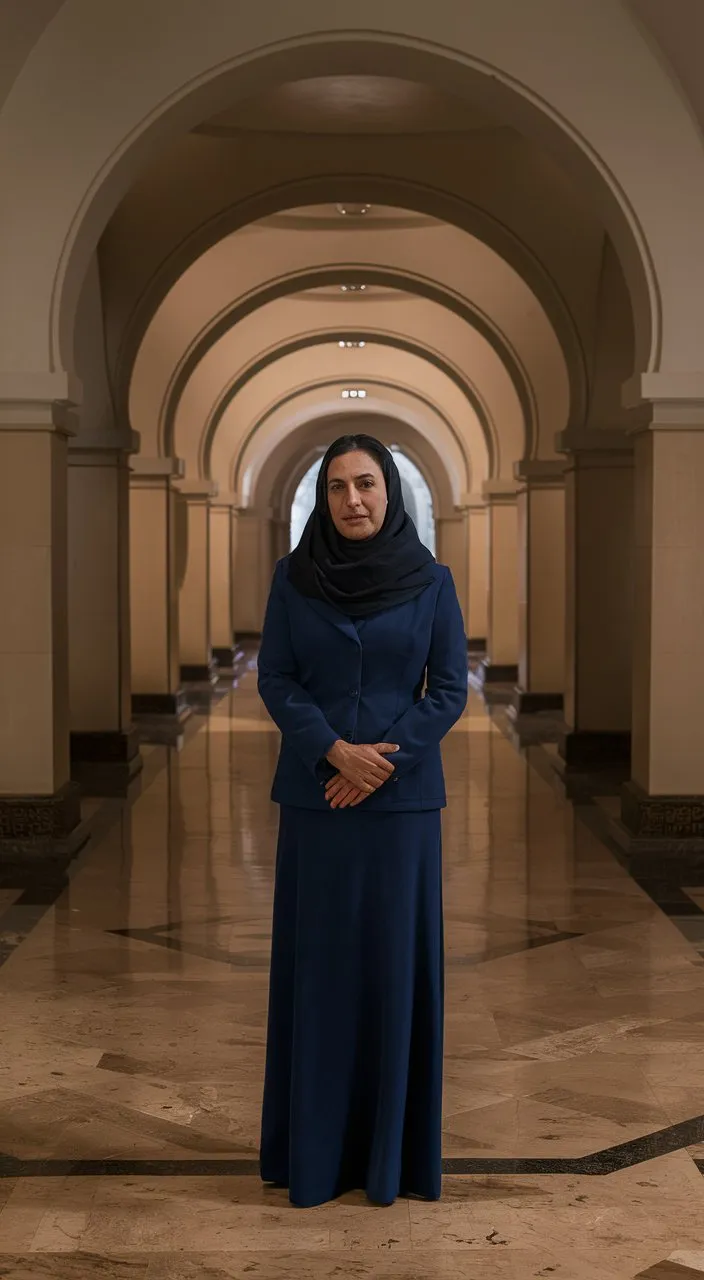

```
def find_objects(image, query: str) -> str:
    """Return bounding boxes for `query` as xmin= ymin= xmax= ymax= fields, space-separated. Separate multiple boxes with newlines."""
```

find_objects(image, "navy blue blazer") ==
xmin=257 ymin=556 xmax=468 ymax=812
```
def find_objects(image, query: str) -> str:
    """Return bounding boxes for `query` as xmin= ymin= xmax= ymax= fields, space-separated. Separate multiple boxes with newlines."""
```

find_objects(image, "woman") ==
xmin=257 ymin=434 xmax=468 ymax=1209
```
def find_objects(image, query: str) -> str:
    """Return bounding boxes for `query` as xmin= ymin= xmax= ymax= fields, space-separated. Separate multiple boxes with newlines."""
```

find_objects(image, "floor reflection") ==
xmin=1 ymin=666 xmax=704 ymax=1277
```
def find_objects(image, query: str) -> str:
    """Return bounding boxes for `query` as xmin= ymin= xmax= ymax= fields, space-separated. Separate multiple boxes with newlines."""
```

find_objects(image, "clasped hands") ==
xmin=324 ymin=740 xmax=400 ymax=809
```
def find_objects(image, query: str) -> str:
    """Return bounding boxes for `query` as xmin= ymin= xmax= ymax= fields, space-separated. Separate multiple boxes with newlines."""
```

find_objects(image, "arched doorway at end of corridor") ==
xmin=290 ymin=446 xmax=436 ymax=555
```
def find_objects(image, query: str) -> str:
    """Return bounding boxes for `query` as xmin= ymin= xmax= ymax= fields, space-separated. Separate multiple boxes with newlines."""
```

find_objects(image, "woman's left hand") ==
xmin=325 ymin=774 xmax=368 ymax=809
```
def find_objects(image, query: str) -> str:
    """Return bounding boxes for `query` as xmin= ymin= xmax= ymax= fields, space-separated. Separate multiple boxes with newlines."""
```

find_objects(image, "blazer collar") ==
xmin=304 ymin=596 xmax=361 ymax=647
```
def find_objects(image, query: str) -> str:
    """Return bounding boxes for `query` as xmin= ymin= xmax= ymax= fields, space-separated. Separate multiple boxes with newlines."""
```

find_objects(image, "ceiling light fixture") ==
xmin=336 ymin=203 xmax=372 ymax=217
xmin=341 ymin=388 xmax=367 ymax=399
xmin=337 ymin=340 xmax=367 ymax=348
xmin=340 ymin=284 xmax=367 ymax=293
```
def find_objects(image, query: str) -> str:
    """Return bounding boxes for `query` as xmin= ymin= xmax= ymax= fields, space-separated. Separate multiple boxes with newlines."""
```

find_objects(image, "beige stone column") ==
xmin=68 ymin=430 xmax=142 ymax=793
xmin=436 ymin=506 xmax=470 ymax=632
xmin=129 ymin=457 xmax=188 ymax=721
xmin=233 ymin=507 xmax=271 ymax=639
xmin=512 ymin=461 xmax=566 ymax=714
xmin=557 ymin=429 xmax=634 ymax=769
xmin=482 ymin=481 xmax=520 ymax=683
xmin=0 ymin=382 xmax=83 ymax=851
xmin=467 ymin=497 xmax=488 ymax=649
xmin=176 ymin=481 xmax=218 ymax=684
xmin=209 ymin=496 xmax=236 ymax=669
xmin=272 ymin=517 xmax=291 ymax=563
xmin=622 ymin=398 xmax=704 ymax=845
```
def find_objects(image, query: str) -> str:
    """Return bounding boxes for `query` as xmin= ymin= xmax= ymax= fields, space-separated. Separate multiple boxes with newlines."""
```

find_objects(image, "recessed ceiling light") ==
xmin=337 ymin=203 xmax=376 ymax=216
xmin=341 ymin=388 xmax=367 ymax=399
xmin=337 ymin=340 xmax=367 ymax=348
xmin=340 ymin=284 xmax=367 ymax=293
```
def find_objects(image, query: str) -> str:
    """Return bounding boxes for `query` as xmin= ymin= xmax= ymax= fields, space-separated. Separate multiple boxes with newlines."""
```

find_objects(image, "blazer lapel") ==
xmin=304 ymin=596 xmax=361 ymax=647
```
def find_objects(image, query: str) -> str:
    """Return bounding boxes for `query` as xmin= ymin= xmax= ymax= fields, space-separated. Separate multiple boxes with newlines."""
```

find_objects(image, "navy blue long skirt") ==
xmin=260 ymin=805 xmax=444 ymax=1208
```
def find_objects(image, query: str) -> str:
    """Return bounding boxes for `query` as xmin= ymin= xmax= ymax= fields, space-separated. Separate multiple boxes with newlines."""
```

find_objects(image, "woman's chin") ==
xmin=341 ymin=522 xmax=375 ymax=540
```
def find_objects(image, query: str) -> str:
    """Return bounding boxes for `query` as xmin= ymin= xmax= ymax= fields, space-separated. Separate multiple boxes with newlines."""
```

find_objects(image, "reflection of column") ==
xmin=622 ymin=401 xmax=704 ymax=847
xmin=558 ymin=430 xmax=633 ymax=768
xmin=512 ymin=461 xmax=566 ymax=714
xmin=68 ymin=430 xmax=142 ymax=793
xmin=129 ymin=457 xmax=189 ymax=721
xmin=482 ymin=481 xmax=520 ymax=682
xmin=210 ymin=496 xmax=236 ymax=669
xmin=436 ymin=506 xmax=469 ymax=631
xmin=467 ymin=496 xmax=488 ymax=649
xmin=176 ymin=481 xmax=218 ymax=684
xmin=0 ymin=385 xmax=82 ymax=852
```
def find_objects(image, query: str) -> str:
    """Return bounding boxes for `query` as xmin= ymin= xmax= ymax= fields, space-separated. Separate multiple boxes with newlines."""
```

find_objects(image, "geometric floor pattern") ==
xmin=1 ymin=669 xmax=704 ymax=1277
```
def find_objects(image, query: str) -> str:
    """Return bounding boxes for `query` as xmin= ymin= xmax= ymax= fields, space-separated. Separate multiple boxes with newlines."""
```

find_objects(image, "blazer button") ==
xmin=349 ymin=689 xmax=358 ymax=698
xmin=343 ymin=731 xmax=353 ymax=741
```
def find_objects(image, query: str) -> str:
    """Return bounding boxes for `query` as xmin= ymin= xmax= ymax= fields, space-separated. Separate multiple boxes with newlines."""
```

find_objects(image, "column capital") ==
xmin=69 ymin=428 xmax=140 ymax=458
xmin=211 ymin=491 xmax=238 ymax=510
xmin=556 ymin=427 xmax=634 ymax=454
xmin=461 ymin=493 xmax=487 ymax=511
xmin=130 ymin=456 xmax=185 ymax=480
xmin=623 ymin=370 xmax=704 ymax=408
xmin=514 ymin=459 xmax=566 ymax=486
xmin=634 ymin=398 xmax=704 ymax=431
xmin=482 ymin=479 xmax=520 ymax=503
xmin=174 ymin=479 xmax=219 ymax=500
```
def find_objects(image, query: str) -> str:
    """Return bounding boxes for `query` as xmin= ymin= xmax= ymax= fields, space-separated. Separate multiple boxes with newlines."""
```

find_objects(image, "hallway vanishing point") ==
xmin=1 ymin=663 xmax=704 ymax=1279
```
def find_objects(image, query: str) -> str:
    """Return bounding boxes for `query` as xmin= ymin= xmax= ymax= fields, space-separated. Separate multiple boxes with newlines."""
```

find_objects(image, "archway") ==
xmin=290 ymin=445 xmax=436 ymax=554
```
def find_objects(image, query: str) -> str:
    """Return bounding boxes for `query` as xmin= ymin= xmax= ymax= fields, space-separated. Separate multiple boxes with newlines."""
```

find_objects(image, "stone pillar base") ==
xmin=559 ymin=730 xmax=631 ymax=769
xmin=212 ymin=645 xmax=238 ymax=669
xmin=180 ymin=658 xmax=219 ymax=686
xmin=132 ymin=689 xmax=190 ymax=719
xmin=621 ymin=780 xmax=704 ymax=847
xmin=482 ymin=661 xmax=519 ymax=684
xmin=0 ymin=781 xmax=87 ymax=859
xmin=70 ymin=728 xmax=143 ymax=797
xmin=511 ymin=688 xmax=563 ymax=715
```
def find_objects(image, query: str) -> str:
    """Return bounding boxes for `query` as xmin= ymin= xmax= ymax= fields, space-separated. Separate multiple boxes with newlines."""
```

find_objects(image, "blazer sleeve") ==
xmin=380 ymin=566 xmax=468 ymax=779
xmin=257 ymin=563 xmax=341 ymax=775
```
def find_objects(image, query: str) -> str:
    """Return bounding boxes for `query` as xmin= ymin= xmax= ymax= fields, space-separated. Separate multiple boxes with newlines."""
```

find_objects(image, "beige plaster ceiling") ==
xmin=196 ymin=75 xmax=501 ymax=137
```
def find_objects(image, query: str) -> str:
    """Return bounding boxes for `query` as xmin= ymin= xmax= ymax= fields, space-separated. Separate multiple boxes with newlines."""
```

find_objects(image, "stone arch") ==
xmin=3 ymin=5 xmax=704 ymax=389
xmin=252 ymin=410 xmax=455 ymax=524
xmin=197 ymin=334 xmax=501 ymax=485
xmin=155 ymin=265 xmax=545 ymax=466
xmin=119 ymin=180 xmax=586 ymax=434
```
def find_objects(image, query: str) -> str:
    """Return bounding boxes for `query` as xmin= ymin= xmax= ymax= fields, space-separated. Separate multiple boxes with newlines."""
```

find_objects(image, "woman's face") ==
xmin=326 ymin=449 xmax=388 ymax=541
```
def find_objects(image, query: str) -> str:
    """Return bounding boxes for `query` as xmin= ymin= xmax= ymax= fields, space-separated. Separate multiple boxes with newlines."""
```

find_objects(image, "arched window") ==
xmin=290 ymin=448 xmax=436 ymax=554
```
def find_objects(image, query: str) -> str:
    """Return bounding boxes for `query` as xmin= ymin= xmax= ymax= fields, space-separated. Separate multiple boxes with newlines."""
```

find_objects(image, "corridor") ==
xmin=1 ymin=666 xmax=704 ymax=1278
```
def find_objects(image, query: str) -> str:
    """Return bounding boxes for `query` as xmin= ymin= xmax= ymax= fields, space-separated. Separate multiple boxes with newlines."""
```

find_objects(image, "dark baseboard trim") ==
xmin=559 ymin=730 xmax=631 ymax=769
xmin=131 ymin=689 xmax=189 ymax=719
xmin=482 ymin=662 xmax=519 ymax=685
xmin=0 ymin=780 xmax=87 ymax=859
xmin=70 ymin=729 xmax=143 ymax=798
xmin=467 ymin=636 xmax=487 ymax=652
xmin=212 ymin=646 xmax=236 ymax=668
xmin=621 ymin=779 xmax=704 ymax=846
xmin=234 ymin=631 xmax=261 ymax=642
xmin=511 ymin=688 xmax=564 ymax=716
xmin=70 ymin=727 xmax=141 ymax=765
xmin=180 ymin=659 xmax=219 ymax=686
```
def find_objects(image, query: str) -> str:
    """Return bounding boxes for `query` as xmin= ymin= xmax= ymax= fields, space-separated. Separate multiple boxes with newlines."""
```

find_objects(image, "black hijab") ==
xmin=287 ymin=435 xmax=436 ymax=617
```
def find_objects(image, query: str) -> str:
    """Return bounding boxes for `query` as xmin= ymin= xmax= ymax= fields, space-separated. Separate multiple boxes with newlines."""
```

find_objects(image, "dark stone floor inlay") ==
xmin=1 ymin=1113 xmax=703 ymax=1179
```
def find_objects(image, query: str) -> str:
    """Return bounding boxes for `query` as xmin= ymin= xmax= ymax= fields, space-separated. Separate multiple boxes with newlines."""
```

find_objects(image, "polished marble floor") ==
xmin=1 ymin=662 xmax=704 ymax=1278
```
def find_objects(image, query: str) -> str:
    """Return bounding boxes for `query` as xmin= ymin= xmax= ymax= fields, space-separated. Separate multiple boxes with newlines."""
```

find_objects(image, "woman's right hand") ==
xmin=325 ymin=741 xmax=399 ymax=794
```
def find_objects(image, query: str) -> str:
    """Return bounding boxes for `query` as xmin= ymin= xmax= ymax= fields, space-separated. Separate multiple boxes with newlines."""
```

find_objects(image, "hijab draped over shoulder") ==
xmin=287 ymin=435 xmax=436 ymax=618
